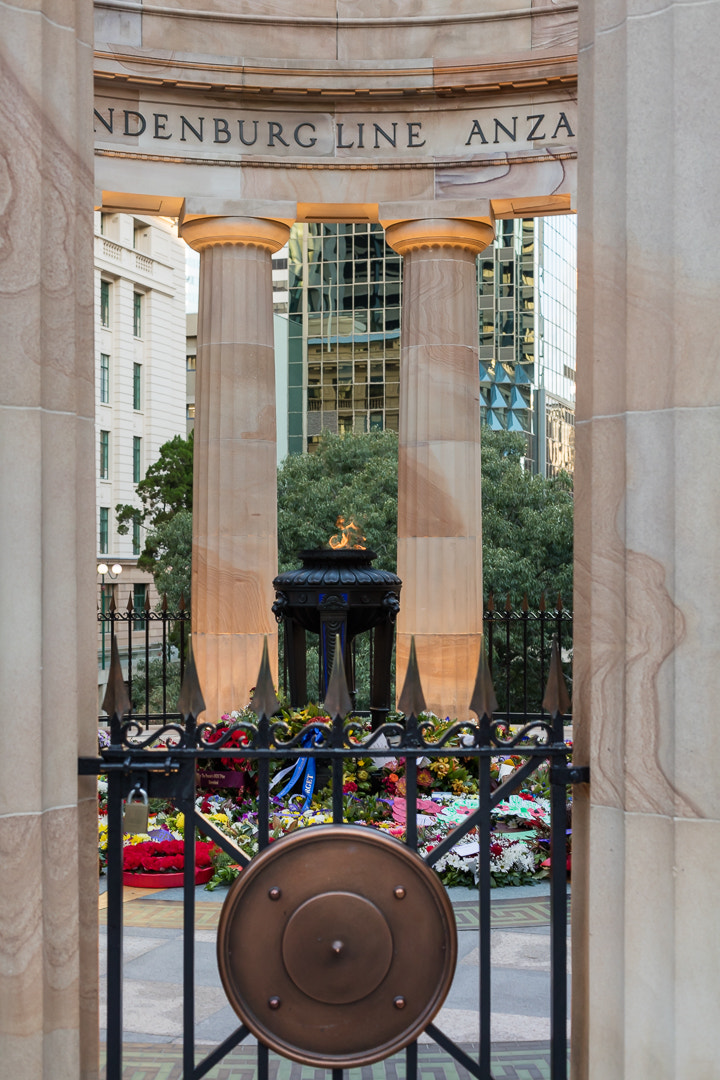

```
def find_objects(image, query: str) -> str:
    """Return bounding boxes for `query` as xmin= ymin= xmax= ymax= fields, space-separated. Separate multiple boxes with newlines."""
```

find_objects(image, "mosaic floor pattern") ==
xmin=103 ymin=1041 xmax=563 ymax=1080
xmin=101 ymin=895 xmax=561 ymax=932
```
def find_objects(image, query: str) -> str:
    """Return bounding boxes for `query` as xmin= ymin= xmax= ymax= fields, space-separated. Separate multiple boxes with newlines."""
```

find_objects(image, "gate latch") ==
xmin=552 ymin=762 xmax=590 ymax=785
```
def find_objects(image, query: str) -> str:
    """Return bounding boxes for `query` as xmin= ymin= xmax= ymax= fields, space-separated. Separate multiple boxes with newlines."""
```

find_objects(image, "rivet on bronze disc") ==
xmin=393 ymin=886 xmax=406 ymax=900
xmin=393 ymin=996 xmax=406 ymax=1010
xmin=268 ymin=887 xmax=282 ymax=901
xmin=268 ymin=996 xmax=281 ymax=1010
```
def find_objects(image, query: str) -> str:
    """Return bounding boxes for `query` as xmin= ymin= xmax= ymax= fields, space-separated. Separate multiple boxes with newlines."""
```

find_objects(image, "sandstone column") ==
xmin=383 ymin=218 xmax=494 ymax=718
xmin=180 ymin=216 xmax=292 ymax=719
xmin=572 ymin=4 xmax=720 ymax=1078
xmin=0 ymin=2 xmax=98 ymax=1078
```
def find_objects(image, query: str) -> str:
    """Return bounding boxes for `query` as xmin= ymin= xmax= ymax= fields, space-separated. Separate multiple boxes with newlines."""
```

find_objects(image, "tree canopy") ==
xmin=116 ymin=431 xmax=194 ymax=575
xmin=277 ymin=428 xmax=573 ymax=605
xmin=277 ymin=430 xmax=399 ymax=572
xmin=125 ymin=425 xmax=573 ymax=612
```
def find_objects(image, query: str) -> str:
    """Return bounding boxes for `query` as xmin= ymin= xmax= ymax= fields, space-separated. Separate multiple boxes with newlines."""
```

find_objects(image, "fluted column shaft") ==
xmin=0 ymin=2 xmax=97 ymax=1077
xmin=384 ymin=218 xmax=494 ymax=717
xmin=180 ymin=216 xmax=291 ymax=719
xmin=573 ymin=4 xmax=720 ymax=1078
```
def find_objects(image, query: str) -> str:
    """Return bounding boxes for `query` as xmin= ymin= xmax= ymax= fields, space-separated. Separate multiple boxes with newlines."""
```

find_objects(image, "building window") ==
xmin=100 ymin=353 xmax=110 ymax=403
xmin=99 ymin=507 xmax=109 ymax=554
xmin=133 ymin=293 xmax=143 ymax=337
xmin=187 ymin=403 xmax=196 ymax=420
xmin=100 ymin=430 xmax=109 ymax=479
xmin=132 ymin=514 xmax=142 ymax=556
xmin=133 ymin=583 xmax=147 ymax=630
xmin=133 ymin=437 xmax=142 ymax=484
xmin=133 ymin=363 xmax=142 ymax=410
xmin=186 ymin=354 xmax=196 ymax=371
xmin=100 ymin=280 xmax=110 ymax=327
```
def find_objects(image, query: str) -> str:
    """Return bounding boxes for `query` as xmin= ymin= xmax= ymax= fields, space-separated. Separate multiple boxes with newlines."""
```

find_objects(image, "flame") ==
xmin=328 ymin=516 xmax=367 ymax=550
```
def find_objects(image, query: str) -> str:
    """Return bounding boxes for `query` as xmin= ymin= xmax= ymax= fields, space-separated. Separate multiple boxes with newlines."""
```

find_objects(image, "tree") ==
xmin=277 ymin=430 xmax=399 ymax=572
xmin=116 ymin=431 xmax=193 ymax=573
xmin=145 ymin=508 xmax=193 ymax=610
xmin=479 ymin=430 xmax=573 ymax=605
xmin=277 ymin=428 xmax=573 ymax=605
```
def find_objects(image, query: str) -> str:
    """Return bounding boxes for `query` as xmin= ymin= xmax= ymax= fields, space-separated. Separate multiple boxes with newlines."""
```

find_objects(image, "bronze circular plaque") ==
xmin=216 ymin=825 xmax=457 ymax=1068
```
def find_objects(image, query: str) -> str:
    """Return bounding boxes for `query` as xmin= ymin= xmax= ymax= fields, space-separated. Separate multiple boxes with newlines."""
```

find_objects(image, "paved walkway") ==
xmin=99 ymin=880 xmax=570 ymax=1079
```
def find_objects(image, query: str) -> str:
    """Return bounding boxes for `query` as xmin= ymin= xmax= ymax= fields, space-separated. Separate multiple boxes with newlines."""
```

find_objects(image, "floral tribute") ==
xmin=123 ymin=839 xmax=214 ymax=874
xmin=98 ymin=711 xmax=572 ymax=893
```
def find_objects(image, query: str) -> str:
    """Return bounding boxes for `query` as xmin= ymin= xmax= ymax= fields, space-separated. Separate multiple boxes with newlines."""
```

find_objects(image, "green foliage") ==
xmin=277 ymin=427 xmax=573 ymax=605
xmin=480 ymin=430 xmax=574 ymax=605
xmin=130 ymin=655 xmax=182 ymax=714
xmin=144 ymin=509 xmax=193 ymax=609
xmin=277 ymin=430 xmax=399 ymax=572
xmin=116 ymin=432 xmax=194 ymax=572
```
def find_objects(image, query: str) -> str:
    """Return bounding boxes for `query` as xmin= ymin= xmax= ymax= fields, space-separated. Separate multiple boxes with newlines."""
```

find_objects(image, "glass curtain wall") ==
xmin=286 ymin=217 xmax=576 ymax=472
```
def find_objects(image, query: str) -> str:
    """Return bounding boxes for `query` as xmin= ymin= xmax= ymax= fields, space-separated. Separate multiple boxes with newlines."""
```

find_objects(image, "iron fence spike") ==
xmin=109 ymin=593 xmax=116 ymax=613
xmin=179 ymin=593 xmax=186 ymax=612
xmin=249 ymin=637 xmax=281 ymax=719
xmin=101 ymin=636 xmax=131 ymax=721
xmin=126 ymin=594 xmax=134 ymax=613
xmin=397 ymin=637 xmax=427 ymax=718
xmin=144 ymin=592 xmax=151 ymax=612
xmin=177 ymin=641 xmax=206 ymax=722
xmin=505 ymin=592 xmax=512 ymax=612
xmin=556 ymin=592 xmax=563 ymax=612
xmin=539 ymin=592 xmax=546 ymax=612
xmin=469 ymin=636 xmax=499 ymax=720
xmin=323 ymin=634 xmax=352 ymax=719
xmin=162 ymin=593 xmax=168 ymax=613
xmin=487 ymin=592 xmax=495 ymax=612
xmin=522 ymin=593 xmax=529 ymax=612
xmin=542 ymin=637 xmax=571 ymax=717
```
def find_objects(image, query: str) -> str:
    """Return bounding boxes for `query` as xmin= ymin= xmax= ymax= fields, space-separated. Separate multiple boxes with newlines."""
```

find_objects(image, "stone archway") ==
xmin=92 ymin=13 xmax=577 ymax=718
xmin=5 ymin=3 xmax=720 ymax=1079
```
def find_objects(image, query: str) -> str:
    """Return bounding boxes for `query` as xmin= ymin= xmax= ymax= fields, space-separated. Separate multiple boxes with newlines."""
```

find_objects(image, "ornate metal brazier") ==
xmin=273 ymin=549 xmax=401 ymax=727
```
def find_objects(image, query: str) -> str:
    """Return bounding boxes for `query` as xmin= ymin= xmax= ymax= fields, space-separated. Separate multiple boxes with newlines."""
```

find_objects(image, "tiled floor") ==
xmin=100 ymin=884 xmax=570 ymax=1078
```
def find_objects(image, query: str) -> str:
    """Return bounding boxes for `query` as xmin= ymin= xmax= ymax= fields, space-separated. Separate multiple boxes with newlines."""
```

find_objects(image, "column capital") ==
xmin=179 ymin=215 xmax=293 ymax=253
xmin=382 ymin=217 xmax=494 ymax=256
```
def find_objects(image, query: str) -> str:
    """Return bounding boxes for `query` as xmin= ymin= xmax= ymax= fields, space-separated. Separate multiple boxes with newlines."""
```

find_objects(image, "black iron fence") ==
xmin=82 ymin=633 xmax=585 ymax=1080
xmin=98 ymin=596 xmax=572 ymax=728
xmin=98 ymin=594 xmax=191 ymax=726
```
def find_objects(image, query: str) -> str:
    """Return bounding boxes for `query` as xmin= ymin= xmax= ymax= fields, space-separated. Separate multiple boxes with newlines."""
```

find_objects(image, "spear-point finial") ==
xmin=177 ymin=638 xmax=206 ymax=723
xmin=179 ymin=593 xmax=186 ymax=612
xmin=144 ymin=591 xmax=151 ymax=612
xmin=323 ymin=634 xmax=352 ymax=719
xmin=542 ymin=637 xmax=571 ymax=717
xmin=126 ymin=594 xmax=134 ymax=614
xmin=397 ymin=637 xmax=427 ymax=718
xmin=505 ymin=593 xmax=512 ymax=613
xmin=162 ymin=593 xmax=168 ymax=613
xmin=469 ymin=636 xmax=499 ymax=720
xmin=102 ymin=635 xmax=131 ymax=726
xmin=249 ymin=637 xmax=280 ymax=719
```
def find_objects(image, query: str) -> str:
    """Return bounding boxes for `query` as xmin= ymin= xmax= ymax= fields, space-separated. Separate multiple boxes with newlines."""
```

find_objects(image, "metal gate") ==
xmin=80 ymin=635 xmax=586 ymax=1080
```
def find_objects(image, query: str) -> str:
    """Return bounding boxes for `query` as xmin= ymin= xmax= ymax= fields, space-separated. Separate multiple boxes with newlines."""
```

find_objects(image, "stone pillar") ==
xmin=0 ymin=2 xmax=97 ymax=1078
xmin=573 ymin=4 xmax=720 ymax=1078
xmin=180 ymin=216 xmax=292 ymax=720
xmin=383 ymin=218 xmax=494 ymax=718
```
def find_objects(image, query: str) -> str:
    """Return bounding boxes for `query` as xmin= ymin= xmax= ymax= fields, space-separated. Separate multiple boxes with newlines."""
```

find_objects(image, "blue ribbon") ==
xmin=276 ymin=729 xmax=324 ymax=811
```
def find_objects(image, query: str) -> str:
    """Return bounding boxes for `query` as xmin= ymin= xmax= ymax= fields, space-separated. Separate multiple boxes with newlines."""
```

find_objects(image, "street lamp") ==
xmin=98 ymin=563 xmax=122 ymax=669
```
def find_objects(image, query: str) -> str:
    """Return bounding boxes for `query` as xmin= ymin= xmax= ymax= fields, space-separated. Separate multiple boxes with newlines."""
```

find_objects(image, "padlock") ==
xmin=123 ymin=786 xmax=149 ymax=834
